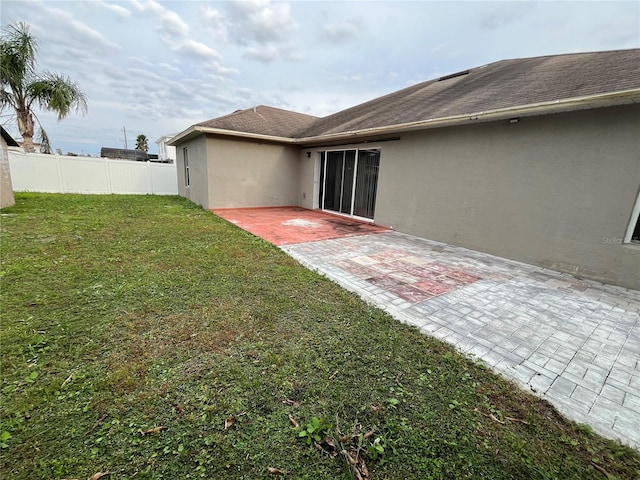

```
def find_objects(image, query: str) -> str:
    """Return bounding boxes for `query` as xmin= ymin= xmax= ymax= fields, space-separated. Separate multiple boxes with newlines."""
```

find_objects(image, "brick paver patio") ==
xmin=282 ymin=231 xmax=640 ymax=449
xmin=212 ymin=207 xmax=639 ymax=449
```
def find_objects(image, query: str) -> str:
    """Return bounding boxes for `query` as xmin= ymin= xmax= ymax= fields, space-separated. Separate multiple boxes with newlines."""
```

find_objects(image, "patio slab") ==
xmin=281 ymin=231 xmax=640 ymax=450
xmin=214 ymin=207 xmax=640 ymax=449
xmin=213 ymin=207 xmax=388 ymax=246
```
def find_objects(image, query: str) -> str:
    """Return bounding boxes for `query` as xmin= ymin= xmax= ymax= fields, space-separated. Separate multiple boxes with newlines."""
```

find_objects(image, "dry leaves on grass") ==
xmin=139 ymin=426 xmax=167 ymax=436
xmin=344 ymin=450 xmax=369 ymax=480
xmin=224 ymin=417 xmax=235 ymax=430
xmin=288 ymin=414 xmax=299 ymax=428
xmin=474 ymin=408 xmax=530 ymax=426
xmin=315 ymin=435 xmax=370 ymax=480
xmin=88 ymin=473 xmax=111 ymax=480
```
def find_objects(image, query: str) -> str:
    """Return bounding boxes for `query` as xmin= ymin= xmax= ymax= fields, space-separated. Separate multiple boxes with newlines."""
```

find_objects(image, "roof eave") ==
xmin=168 ymin=125 xmax=298 ymax=146
xmin=296 ymin=89 xmax=640 ymax=146
xmin=167 ymin=126 xmax=198 ymax=146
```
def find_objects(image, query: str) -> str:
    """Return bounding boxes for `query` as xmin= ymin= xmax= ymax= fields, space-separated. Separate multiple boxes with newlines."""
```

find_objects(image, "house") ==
xmin=170 ymin=49 xmax=640 ymax=290
xmin=100 ymin=147 xmax=150 ymax=162
xmin=155 ymin=134 xmax=178 ymax=163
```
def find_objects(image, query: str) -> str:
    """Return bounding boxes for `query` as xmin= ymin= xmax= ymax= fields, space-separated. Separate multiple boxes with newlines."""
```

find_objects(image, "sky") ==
xmin=1 ymin=0 xmax=638 ymax=156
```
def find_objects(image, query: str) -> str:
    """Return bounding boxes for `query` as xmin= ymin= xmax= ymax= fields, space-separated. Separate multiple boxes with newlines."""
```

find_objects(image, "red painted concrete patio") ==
xmin=212 ymin=207 xmax=388 ymax=246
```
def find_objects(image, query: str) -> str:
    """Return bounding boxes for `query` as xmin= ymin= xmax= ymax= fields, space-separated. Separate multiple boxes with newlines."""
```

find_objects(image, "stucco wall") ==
xmin=208 ymin=137 xmax=299 ymax=208
xmin=374 ymin=104 xmax=640 ymax=289
xmin=0 ymin=138 xmax=15 ymax=208
xmin=298 ymin=150 xmax=318 ymax=210
xmin=176 ymin=136 xmax=209 ymax=208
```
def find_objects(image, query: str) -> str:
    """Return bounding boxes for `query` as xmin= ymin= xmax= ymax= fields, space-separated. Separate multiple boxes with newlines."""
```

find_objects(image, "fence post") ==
xmin=105 ymin=158 xmax=113 ymax=194
xmin=56 ymin=154 xmax=65 ymax=193
xmin=147 ymin=161 xmax=153 ymax=194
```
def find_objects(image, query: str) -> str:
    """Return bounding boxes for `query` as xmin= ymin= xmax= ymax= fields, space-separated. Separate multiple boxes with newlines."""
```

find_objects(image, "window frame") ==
xmin=623 ymin=190 xmax=640 ymax=244
xmin=183 ymin=147 xmax=190 ymax=187
xmin=317 ymin=147 xmax=381 ymax=222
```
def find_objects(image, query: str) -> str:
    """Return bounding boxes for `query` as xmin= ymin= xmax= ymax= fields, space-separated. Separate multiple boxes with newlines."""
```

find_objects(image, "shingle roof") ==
xmin=183 ymin=49 xmax=639 ymax=145
xmin=196 ymin=105 xmax=318 ymax=138
xmin=300 ymin=48 xmax=640 ymax=137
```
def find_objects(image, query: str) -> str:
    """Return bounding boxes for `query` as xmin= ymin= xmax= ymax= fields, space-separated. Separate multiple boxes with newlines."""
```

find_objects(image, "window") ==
xmin=625 ymin=191 xmax=640 ymax=244
xmin=183 ymin=147 xmax=190 ymax=187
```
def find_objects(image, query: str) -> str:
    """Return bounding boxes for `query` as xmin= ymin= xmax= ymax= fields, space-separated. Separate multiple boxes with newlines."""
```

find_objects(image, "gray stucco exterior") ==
xmin=372 ymin=105 xmax=640 ymax=290
xmin=176 ymin=135 xmax=300 ymax=210
xmin=175 ymin=104 xmax=640 ymax=290
xmin=176 ymin=135 xmax=208 ymax=208
xmin=208 ymin=137 xmax=299 ymax=209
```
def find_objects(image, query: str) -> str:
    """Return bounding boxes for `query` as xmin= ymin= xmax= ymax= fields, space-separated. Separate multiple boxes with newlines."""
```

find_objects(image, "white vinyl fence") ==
xmin=8 ymin=152 xmax=178 ymax=195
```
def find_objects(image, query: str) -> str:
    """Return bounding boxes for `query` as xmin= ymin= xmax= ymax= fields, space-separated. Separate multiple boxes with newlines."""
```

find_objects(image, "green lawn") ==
xmin=1 ymin=193 xmax=638 ymax=480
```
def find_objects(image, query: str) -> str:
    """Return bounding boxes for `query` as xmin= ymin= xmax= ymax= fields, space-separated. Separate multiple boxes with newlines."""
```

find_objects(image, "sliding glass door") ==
xmin=319 ymin=148 xmax=380 ymax=220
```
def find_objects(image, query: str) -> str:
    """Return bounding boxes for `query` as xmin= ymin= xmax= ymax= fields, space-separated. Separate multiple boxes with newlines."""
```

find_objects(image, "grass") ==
xmin=1 ymin=193 xmax=638 ymax=480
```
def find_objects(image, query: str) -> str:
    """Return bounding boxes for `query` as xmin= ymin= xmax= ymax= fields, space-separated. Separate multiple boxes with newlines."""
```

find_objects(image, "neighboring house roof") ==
xmin=155 ymin=133 xmax=178 ymax=144
xmin=101 ymin=147 xmax=149 ymax=161
xmin=170 ymin=49 xmax=640 ymax=146
xmin=1 ymin=126 xmax=20 ymax=147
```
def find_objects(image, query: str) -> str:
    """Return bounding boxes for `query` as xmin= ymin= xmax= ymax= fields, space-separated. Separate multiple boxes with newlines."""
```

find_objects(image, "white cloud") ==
xmin=201 ymin=6 xmax=228 ymax=42
xmin=173 ymin=39 xmax=221 ymax=60
xmin=159 ymin=62 xmax=180 ymax=74
xmin=203 ymin=0 xmax=301 ymax=63
xmin=201 ymin=1 xmax=302 ymax=63
xmin=130 ymin=0 xmax=189 ymax=37
xmin=96 ymin=0 xmax=131 ymax=18
xmin=243 ymin=44 xmax=278 ymax=63
xmin=321 ymin=17 xmax=364 ymax=43
xmin=42 ymin=5 xmax=121 ymax=53
xmin=211 ymin=63 xmax=240 ymax=76
xmin=228 ymin=0 xmax=297 ymax=44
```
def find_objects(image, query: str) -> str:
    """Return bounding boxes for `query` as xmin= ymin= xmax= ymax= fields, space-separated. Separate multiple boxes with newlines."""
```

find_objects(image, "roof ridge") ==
xmin=253 ymin=105 xmax=319 ymax=118
xmin=196 ymin=105 xmax=318 ymax=127
xmin=492 ymin=47 xmax=640 ymax=64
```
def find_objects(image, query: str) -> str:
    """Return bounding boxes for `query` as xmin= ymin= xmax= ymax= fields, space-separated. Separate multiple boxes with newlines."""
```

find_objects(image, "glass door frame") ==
xmin=318 ymin=147 xmax=381 ymax=222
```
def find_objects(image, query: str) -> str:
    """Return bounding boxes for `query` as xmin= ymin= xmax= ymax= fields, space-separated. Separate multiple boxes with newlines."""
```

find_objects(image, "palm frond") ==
xmin=0 ymin=88 xmax=16 ymax=111
xmin=0 ymin=22 xmax=38 ymax=93
xmin=38 ymin=126 xmax=52 ymax=154
xmin=27 ymin=72 xmax=88 ymax=120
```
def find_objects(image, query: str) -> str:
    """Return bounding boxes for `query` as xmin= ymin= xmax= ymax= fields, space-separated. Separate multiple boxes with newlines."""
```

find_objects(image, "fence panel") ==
xmin=9 ymin=152 xmax=64 ymax=192
xmin=107 ymin=160 xmax=153 ymax=194
xmin=8 ymin=152 xmax=178 ymax=195
xmin=59 ymin=156 xmax=111 ymax=193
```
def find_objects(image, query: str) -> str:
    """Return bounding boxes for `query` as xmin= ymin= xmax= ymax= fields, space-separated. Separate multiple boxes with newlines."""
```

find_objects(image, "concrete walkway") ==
xmin=282 ymin=231 xmax=640 ymax=449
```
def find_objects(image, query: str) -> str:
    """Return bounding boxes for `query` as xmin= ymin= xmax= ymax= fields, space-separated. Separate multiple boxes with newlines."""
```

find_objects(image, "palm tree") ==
xmin=135 ymin=134 xmax=149 ymax=152
xmin=0 ymin=22 xmax=87 ymax=153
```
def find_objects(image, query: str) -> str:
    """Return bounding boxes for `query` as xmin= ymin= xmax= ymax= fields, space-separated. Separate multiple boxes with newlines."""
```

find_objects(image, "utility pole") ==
xmin=123 ymin=126 xmax=128 ymax=149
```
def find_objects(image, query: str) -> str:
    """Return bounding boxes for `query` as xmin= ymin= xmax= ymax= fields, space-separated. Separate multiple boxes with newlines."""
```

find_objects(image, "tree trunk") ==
xmin=17 ymin=108 xmax=35 ymax=153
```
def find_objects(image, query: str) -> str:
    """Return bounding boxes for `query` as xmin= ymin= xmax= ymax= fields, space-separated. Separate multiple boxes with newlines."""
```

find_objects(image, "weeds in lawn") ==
xmin=297 ymin=417 xmax=331 ymax=445
xmin=1 ymin=194 xmax=639 ymax=479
